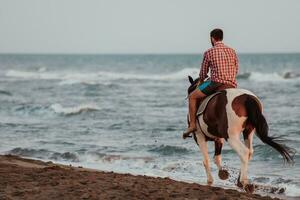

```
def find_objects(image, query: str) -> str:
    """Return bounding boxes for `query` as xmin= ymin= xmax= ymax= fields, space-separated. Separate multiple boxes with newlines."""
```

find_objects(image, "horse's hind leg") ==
xmin=227 ymin=135 xmax=250 ymax=187
xmin=243 ymin=126 xmax=255 ymax=160
xmin=195 ymin=131 xmax=213 ymax=185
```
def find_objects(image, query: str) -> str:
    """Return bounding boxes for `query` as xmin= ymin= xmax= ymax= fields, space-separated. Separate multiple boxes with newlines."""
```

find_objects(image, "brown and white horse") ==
xmin=185 ymin=76 xmax=294 ymax=192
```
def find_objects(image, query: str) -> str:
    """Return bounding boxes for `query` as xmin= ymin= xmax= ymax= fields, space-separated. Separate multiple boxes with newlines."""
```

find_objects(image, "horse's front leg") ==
xmin=214 ymin=138 xmax=223 ymax=170
xmin=195 ymin=131 xmax=213 ymax=185
xmin=214 ymin=138 xmax=229 ymax=180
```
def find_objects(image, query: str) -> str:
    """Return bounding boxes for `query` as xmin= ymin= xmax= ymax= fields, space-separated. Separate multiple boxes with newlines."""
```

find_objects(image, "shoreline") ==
xmin=0 ymin=154 xmax=282 ymax=200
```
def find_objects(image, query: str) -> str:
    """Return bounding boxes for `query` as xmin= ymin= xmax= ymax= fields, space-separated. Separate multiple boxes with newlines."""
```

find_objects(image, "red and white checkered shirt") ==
xmin=199 ymin=41 xmax=238 ymax=87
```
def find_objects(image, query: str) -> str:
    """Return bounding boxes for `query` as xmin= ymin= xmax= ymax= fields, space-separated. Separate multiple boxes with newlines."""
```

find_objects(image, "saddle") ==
xmin=197 ymin=84 xmax=234 ymax=116
xmin=197 ymin=92 xmax=222 ymax=116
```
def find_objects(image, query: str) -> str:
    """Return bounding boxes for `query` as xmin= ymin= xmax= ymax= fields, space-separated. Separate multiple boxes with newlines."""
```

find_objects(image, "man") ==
xmin=183 ymin=28 xmax=239 ymax=138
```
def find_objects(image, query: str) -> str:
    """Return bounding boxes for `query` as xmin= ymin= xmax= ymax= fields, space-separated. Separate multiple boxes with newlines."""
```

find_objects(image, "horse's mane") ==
xmin=187 ymin=77 xmax=200 ymax=95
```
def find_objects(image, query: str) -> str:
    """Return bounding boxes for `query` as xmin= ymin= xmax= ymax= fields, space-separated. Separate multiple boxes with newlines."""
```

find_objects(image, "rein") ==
xmin=186 ymin=78 xmax=201 ymax=100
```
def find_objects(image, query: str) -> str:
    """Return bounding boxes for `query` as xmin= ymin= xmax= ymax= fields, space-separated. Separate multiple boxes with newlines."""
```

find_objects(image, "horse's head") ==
xmin=187 ymin=76 xmax=200 ymax=95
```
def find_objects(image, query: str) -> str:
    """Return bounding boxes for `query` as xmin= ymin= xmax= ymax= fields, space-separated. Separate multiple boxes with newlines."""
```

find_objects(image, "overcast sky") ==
xmin=0 ymin=0 xmax=300 ymax=54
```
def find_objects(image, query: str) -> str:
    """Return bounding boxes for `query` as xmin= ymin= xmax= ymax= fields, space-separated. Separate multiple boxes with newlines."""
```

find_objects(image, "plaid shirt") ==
xmin=199 ymin=41 xmax=238 ymax=87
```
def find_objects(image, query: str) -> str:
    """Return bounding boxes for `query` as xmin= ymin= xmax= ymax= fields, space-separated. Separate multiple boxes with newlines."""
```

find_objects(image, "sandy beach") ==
xmin=0 ymin=155 xmax=282 ymax=200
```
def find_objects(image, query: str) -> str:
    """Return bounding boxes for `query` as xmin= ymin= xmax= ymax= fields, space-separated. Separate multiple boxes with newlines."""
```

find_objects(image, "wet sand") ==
xmin=0 ymin=155 xmax=280 ymax=200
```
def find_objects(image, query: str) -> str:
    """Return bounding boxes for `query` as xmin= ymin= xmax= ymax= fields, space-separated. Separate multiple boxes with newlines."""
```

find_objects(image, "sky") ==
xmin=0 ymin=0 xmax=300 ymax=54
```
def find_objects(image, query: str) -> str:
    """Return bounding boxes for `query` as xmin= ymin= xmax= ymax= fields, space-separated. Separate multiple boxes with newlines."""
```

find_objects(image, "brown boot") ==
xmin=182 ymin=127 xmax=197 ymax=139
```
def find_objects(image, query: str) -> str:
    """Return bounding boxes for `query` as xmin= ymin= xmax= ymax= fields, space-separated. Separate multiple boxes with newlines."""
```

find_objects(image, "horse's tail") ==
xmin=245 ymin=95 xmax=294 ymax=163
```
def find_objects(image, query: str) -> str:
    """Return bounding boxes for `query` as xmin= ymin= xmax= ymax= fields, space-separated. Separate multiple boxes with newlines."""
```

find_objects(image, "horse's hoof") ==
xmin=236 ymin=173 xmax=243 ymax=188
xmin=244 ymin=184 xmax=255 ymax=193
xmin=218 ymin=169 xmax=229 ymax=180
xmin=237 ymin=179 xmax=243 ymax=188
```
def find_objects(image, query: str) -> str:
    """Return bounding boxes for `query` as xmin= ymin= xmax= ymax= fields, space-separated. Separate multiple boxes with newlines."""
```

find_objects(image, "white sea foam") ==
xmin=238 ymin=71 xmax=300 ymax=82
xmin=57 ymin=68 xmax=199 ymax=84
xmin=50 ymin=103 xmax=99 ymax=115
xmin=6 ymin=69 xmax=300 ymax=85
xmin=5 ymin=68 xmax=199 ymax=85
xmin=38 ymin=67 xmax=47 ymax=72
xmin=249 ymin=72 xmax=287 ymax=82
xmin=6 ymin=70 xmax=61 ymax=80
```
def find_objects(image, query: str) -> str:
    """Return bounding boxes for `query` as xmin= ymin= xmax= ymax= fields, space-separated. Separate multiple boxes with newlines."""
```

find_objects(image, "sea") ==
xmin=0 ymin=54 xmax=300 ymax=198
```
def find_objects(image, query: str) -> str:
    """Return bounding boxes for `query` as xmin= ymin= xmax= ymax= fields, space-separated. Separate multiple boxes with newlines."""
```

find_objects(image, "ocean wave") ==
xmin=5 ymin=68 xmax=199 ymax=85
xmin=6 ymin=70 xmax=60 ymax=80
xmin=0 ymin=90 xmax=12 ymax=96
xmin=238 ymin=71 xmax=300 ymax=82
xmin=236 ymin=72 xmax=251 ymax=79
xmin=50 ymin=103 xmax=99 ymax=115
xmin=15 ymin=104 xmax=49 ymax=116
xmin=61 ymin=149 xmax=155 ymax=164
xmin=251 ymin=177 xmax=300 ymax=197
xmin=283 ymin=71 xmax=300 ymax=79
xmin=148 ymin=145 xmax=189 ymax=156
xmin=6 ymin=68 xmax=300 ymax=85
xmin=38 ymin=140 xmax=76 ymax=146
xmin=50 ymin=152 xmax=79 ymax=162
xmin=7 ymin=147 xmax=79 ymax=162
xmin=8 ymin=147 xmax=51 ymax=158
xmin=12 ymin=103 xmax=99 ymax=116
xmin=101 ymin=154 xmax=154 ymax=163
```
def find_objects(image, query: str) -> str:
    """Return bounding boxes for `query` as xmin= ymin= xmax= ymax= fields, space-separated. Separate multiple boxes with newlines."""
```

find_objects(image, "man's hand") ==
xmin=196 ymin=79 xmax=203 ymax=87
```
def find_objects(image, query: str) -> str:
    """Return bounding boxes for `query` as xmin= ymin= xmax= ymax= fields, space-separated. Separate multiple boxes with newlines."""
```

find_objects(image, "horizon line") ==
xmin=0 ymin=52 xmax=300 ymax=55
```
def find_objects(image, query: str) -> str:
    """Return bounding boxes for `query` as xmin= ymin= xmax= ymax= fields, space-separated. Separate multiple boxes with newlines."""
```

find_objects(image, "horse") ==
xmin=184 ymin=76 xmax=294 ymax=193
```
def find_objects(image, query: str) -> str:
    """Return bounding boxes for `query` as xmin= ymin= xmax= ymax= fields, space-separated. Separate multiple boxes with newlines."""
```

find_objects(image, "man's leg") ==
xmin=183 ymin=89 xmax=206 ymax=138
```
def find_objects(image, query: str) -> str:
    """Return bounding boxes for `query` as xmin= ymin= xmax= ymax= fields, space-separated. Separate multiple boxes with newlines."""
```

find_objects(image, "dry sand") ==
xmin=0 ymin=155 xmax=281 ymax=200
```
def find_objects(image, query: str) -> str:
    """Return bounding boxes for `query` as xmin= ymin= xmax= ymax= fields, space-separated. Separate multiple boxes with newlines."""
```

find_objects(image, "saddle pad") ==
xmin=197 ymin=92 xmax=222 ymax=116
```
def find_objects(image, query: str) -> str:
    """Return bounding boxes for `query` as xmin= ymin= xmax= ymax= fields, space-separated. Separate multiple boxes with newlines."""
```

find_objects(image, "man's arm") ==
xmin=199 ymin=51 xmax=209 ymax=82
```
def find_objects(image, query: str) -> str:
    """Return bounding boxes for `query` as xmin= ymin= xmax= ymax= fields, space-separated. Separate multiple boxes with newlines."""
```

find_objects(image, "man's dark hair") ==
xmin=210 ymin=29 xmax=223 ymax=41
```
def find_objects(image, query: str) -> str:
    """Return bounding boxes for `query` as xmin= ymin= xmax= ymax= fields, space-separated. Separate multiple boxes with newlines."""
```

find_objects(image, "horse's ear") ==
xmin=188 ymin=76 xmax=194 ymax=84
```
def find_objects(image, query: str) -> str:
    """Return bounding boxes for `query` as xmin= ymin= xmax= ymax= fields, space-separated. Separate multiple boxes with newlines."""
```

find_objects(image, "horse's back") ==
xmin=225 ymin=88 xmax=257 ymax=100
xmin=225 ymin=88 xmax=262 ymax=112
xmin=205 ymin=88 xmax=257 ymax=116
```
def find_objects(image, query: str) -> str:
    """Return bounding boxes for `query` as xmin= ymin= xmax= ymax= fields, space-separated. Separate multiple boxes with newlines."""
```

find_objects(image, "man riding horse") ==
xmin=183 ymin=28 xmax=239 ymax=138
xmin=182 ymin=29 xmax=293 ymax=192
